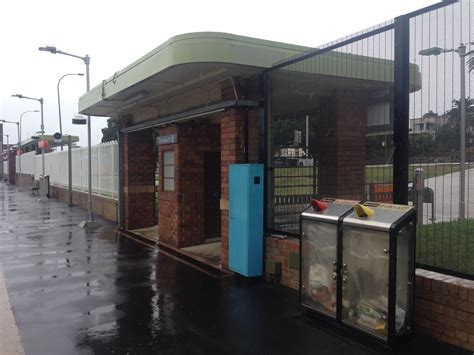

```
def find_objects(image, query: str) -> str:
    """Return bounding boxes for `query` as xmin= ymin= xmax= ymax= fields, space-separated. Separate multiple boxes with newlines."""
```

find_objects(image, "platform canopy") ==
xmin=78 ymin=32 xmax=311 ymax=117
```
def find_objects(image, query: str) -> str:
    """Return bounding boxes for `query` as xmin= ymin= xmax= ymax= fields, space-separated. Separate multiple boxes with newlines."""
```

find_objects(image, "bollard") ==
xmin=414 ymin=168 xmax=425 ymax=224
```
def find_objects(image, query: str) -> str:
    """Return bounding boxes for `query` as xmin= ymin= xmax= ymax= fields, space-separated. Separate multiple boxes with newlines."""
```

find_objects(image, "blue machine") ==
xmin=229 ymin=164 xmax=264 ymax=277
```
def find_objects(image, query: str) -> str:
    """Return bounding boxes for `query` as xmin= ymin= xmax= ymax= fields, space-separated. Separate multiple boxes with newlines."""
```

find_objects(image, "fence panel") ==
xmin=22 ymin=142 xmax=119 ymax=199
xmin=16 ymin=151 xmax=36 ymax=175
xmin=268 ymin=22 xmax=395 ymax=235
xmin=408 ymin=0 xmax=474 ymax=277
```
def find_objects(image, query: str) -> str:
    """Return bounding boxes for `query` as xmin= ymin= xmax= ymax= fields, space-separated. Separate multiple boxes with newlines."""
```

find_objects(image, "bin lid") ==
xmin=343 ymin=201 xmax=414 ymax=231
xmin=301 ymin=198 xmax=359 ymax=223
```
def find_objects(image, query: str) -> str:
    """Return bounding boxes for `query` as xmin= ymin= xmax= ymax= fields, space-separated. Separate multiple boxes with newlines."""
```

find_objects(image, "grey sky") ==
xmin=0 ymin=0 xmax=437 ymax=146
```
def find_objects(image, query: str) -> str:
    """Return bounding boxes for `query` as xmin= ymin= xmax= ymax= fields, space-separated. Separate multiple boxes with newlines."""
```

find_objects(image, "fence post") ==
xmin=393 ymin=15 xmax=410 ymax=205
xmin=68 ymin=136 xmax=73 ymax=207
xmin=414 ymin=168 xmax=425 ymax=224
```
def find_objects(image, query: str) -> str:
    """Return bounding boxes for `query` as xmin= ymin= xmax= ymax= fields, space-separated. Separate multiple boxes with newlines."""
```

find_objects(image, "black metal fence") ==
xmin=408 ymin=0 xmax=473 ymax=277
xmin=265 ymin=0 xmax=473 ymax=279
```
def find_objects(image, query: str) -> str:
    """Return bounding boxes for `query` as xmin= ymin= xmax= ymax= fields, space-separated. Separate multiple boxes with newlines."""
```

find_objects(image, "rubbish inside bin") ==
xmin=309 ymin=264 xmax=336 ymax=315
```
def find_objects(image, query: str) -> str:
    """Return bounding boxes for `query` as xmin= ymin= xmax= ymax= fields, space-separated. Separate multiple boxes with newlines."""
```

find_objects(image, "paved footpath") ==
xmin=0 ymin=183 xmax=468 ymax=354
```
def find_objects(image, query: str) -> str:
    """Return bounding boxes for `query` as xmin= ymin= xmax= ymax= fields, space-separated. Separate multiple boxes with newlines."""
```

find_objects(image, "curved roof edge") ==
xmin=79 ymin=32 xmax=311 ymax=114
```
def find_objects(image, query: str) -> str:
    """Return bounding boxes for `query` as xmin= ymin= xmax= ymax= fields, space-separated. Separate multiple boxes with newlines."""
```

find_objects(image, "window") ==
xmin=163 ymin=151 xmax=175 ymax=191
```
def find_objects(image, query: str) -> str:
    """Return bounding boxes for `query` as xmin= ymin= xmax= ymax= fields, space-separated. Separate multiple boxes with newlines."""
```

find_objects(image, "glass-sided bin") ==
xmin=300 ymin=198 xmax=359 ymax=320
xmin=341 ymin=202 xmax=416 ymax=345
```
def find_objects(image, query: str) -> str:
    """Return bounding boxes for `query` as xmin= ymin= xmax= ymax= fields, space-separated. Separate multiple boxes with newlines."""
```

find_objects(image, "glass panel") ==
xmin=396 ymin=224 xmax=414 ymax=334
xmin=164 ymin=151 xmax=174 ymax=165
xmin=301 ymin=220 xmax=338 ymax=318
xmin=164 ymin=178 xmax=174 ymax=191
xmin=164 ymin=165 xmax=174 ymax=178
xmin=342 ymin=225 xmax=389 ymax=340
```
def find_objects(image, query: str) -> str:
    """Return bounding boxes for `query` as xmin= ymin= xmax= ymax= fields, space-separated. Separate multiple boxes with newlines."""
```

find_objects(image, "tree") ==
xmin=101 ymin=118 xmax=117 ymax=143
xmin=435 ymin=97 xmax=474 ymax=153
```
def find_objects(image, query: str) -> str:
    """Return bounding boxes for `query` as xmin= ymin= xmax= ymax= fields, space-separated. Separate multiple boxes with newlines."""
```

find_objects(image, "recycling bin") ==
xmin=341 ymin=202 xmax=416 ymax=345
xmin=300 ymin=198 xmax=359 ymax=320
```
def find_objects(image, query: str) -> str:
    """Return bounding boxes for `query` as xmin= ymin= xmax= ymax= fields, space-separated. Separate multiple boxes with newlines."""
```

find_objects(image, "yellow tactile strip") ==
xmin=0 ymin=269 xmax=24 ymax=355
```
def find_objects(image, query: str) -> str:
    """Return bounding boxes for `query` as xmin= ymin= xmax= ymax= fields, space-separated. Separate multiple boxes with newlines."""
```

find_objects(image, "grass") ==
xmin=273 ymin=164 xmax=462 ymax=196
xmin=417 ymin=219 xmax=474 ymax=275
xmin=365 ymin=163 xmax=461 ymax=184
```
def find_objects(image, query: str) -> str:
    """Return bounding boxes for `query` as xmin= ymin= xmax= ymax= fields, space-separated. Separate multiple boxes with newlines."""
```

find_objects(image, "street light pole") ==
xmin=419 ymin=43 xmax=474 ymax=219
xmin=459 ymin=44 xmax=467 ymax=219
xmin=39 ymin=46 xmax=95 ymax=226
xmin=57 ymin=73 xmax=84 ymax=151
xmin=18 ymin=110 xmax=38 ymax=189
xmin=11 ymin=94 xmax=46 ymax=200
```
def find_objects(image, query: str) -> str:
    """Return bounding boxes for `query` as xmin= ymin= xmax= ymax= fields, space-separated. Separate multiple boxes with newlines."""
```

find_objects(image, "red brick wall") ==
xmin=415 ymin=269 xmax=474 ymax=351
xmin=123 ymin=129 xmax=155 ymax=230
xmin=318 ymin=94 xmax=367 ymax=200
xmin=158 ymin=122 xmax=220 ymax=248
xmin=265 ymin=236 xmax=300 ymax=290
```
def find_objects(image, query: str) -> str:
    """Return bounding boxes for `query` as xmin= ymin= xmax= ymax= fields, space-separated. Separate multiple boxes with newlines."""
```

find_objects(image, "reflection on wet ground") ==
xmin=0 ymin=184 xmax=468 ymax=354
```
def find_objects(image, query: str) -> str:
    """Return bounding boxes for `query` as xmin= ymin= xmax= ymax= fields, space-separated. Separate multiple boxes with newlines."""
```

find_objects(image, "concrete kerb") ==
xmin=0 ymin=267 xmax=24 ymax=355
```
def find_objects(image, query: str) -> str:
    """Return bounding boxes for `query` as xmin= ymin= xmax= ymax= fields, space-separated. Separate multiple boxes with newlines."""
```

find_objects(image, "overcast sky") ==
xmin=0 ymin=0 xmax=438 ymax=146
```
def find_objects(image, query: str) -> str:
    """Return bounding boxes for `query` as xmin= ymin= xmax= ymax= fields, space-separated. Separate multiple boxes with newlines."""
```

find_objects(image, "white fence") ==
xmin=16 ymin=142 xmax=119 ymax=198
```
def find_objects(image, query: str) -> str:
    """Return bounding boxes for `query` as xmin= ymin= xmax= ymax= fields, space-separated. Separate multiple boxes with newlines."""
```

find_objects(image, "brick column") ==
xmin=318 ymin=94 xmax=367 ymax=200
xmin=158 ymin=123 xmax=220 ymax=248
xmin=123 ymin=129 xmax=155 ymax=230
xmin=220 ymin=108 xmax=246 ymax=269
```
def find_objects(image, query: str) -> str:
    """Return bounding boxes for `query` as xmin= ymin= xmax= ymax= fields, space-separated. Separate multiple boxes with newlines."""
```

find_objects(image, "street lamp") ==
xmin=39 ymin=45 xmax=94 ymax=227
xmin=11 ymin=94 xmax=47 ymax=201
xmin=17 ymin=110 xmax=39 ymax=189
xmin=419 ymin=43 xmax=474 ymax=219
xmin=57 ymin=73 xmax=84 ymax=151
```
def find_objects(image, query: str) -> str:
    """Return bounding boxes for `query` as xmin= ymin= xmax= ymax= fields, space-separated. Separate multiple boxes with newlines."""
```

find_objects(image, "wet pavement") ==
xmin=0 ymin=183 xmax=468 ymax=355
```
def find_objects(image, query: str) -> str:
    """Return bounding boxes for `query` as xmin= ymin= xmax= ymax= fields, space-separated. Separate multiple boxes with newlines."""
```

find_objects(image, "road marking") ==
xmin=0 ymin=269 xmax=24 ymax=355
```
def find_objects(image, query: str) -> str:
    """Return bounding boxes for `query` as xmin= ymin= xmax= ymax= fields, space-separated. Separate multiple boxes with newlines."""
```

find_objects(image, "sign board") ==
xmin=53 ymin=132 xmax=62 ymax=143
xmin=156 ymin=134 xmax=177 ymax=146
xmin=294 ymin=130 xmax=302 ymax=146
xmin=38 ymin=140 xmax=49 ymax=149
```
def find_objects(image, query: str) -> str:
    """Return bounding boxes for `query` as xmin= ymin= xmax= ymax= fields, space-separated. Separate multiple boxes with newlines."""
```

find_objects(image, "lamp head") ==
xmin=77 ymin=73 xmax=84 ymax=76
xmin=12 ymin=94 xmax=23 ymax=99
xmin=38 ymin=46 xmax=57 ymax=54
xmin=419 ymin=47 xmax=445 ymax=56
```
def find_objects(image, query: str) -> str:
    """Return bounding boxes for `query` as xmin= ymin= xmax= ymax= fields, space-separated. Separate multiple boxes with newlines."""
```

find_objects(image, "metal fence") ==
xmin=16 ymin=142 xmax=119 ymax=198
xmin=408 ymin=0 xmax=473 ymax=277
xmin=267 ymin=20 xmax=396 ymax=234
xmin=266 ymin=0 xmax=473 ymax=278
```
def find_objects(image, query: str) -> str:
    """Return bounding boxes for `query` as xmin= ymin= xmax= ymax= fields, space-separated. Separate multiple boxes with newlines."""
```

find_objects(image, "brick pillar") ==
xmin=123 ymin=129 xmax=155 ymax=230
xmin=8 ymin=150 xmax=16 ymax=185
xmin=158 ymin=123 xmax=220 ymax=248
xmin=318 ymin=94 xmax=367 ymax=200
xmin=220 ymin=108 xmax=246 ymax=269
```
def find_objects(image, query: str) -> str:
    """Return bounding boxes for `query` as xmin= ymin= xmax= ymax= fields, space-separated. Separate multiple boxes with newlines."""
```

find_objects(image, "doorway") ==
xmin=204 ymin=151 xmax=221 ymax=241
